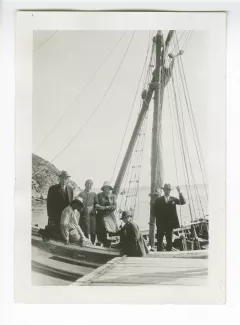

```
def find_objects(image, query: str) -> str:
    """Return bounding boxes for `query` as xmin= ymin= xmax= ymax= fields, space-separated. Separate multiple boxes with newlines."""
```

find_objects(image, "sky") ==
xmin=33 ymin=30 xmax=208 ymax=189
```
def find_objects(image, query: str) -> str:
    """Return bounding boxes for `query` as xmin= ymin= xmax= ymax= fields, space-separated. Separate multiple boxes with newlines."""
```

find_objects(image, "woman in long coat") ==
xmin=108 ymin=211 xmax=149 ymax=257
xmin=96 ymin=181 xmax=118 ymax=247
xmin=78 ymin=179 xmax=98 ymax=244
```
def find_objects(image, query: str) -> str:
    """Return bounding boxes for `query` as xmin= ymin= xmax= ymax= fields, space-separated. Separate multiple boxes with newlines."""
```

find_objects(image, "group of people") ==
xmin=41 ymin=170 xmax=186 ymax=256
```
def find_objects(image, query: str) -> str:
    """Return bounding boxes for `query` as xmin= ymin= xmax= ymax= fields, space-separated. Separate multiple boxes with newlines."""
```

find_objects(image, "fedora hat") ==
xmin=120 ymin=210 xmax=133 ymax=220
xmin=162 ymin=183 xmax=172 ymax=191
xmin=101 ymin=181 xmax=113 ymax=191
xmin=59 ymin=170 xmax=71 ymax=178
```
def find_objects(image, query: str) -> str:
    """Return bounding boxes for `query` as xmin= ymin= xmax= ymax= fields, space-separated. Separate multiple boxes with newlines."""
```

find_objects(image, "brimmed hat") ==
xmin=162 ymin=183 xmax=172 ymax=191
xmin=120 ymin=210 xmax=133 ymax=220
xmin=59 ymin=170 xmax=71 ymax=178
xmin=72 ymin=197 xmax=83 ymax=207
xmin=101 ymin=181 xmax=113 ymax=191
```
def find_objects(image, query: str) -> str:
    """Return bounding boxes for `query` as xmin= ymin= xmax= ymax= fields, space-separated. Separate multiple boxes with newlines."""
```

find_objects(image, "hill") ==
xmin=32 ymin=154 xmax=81 ymax=200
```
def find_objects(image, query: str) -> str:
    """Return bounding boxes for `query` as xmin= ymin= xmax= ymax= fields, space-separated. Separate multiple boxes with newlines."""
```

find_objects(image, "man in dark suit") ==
xmin=153 ymin=183 xmax=186 ymax=251
xmin=43 ymin=170 xmax=73 ymax=240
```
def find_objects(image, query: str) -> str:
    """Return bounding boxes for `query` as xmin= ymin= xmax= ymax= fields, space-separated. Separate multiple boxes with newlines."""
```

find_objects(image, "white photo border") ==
xmin=15 ymin=11 xmax=226 ymax=304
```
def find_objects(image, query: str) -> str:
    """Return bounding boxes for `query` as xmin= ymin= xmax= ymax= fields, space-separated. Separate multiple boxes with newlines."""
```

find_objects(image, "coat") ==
xmin=78 ymin=190 xmax=98 ymax=236
xmin=110 ymin=221 xmax=148 ymax=257
xmin=153 ymin=194 xmax=186 ymax=230
xmin=96 ymin=192 xmax=118 ymax=242
xmin=47 ymin=184 xmax=73 ymax=227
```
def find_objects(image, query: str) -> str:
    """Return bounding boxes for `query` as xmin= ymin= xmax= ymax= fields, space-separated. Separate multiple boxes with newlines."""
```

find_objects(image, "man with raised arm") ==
xmin=153 ymin=183 xmax=186 ymax=251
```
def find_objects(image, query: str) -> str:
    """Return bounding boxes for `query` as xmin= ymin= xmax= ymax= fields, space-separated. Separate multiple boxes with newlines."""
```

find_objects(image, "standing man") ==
xmin=153 ymin=183 xmax=186 ymax=251
xmin=44 ymin=170 xmax=73 ymax=240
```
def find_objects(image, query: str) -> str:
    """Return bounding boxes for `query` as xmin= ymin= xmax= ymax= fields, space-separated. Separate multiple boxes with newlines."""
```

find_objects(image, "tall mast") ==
xmin=149 ymin=30 xmax=174 ymax=248
xmin=113 ymin=40 xmax=156 ymax=197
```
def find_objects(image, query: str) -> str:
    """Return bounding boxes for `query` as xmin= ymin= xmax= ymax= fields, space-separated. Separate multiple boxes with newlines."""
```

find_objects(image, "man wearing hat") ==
xmin=107 ymin=211 xmax=148 ymax=257
xmin=153 ymin=183 xmax=186 ymax=251
xmin=44 ymin=170 xmax=73 ymax=240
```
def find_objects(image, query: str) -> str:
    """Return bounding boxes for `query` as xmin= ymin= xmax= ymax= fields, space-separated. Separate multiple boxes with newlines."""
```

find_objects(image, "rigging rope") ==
xmin=170 ymin=32 xmax=206 ymax=222
xmin=170 ymin=73 xmax=196 ymax=222
xmin=165 ymin=63 xmax=191 ymax=225
xmin=116 ymin=44 xmax=155 ymax=220
xmin=174 ymin=33 xmax=208 ymax=199
xmin=174 ymin=32 xmax=208 ymax=202
xmin=173 ymin=63 xmax=204 ymax=219
xmin=110 ymin=30 xmax=153 ymax=183
xmin=33 ymin=31 xmax=58 ymax=53
xmin=33 ymin=31 xmax=135 ymax=177
xmin=182 ymin=31 xmax=193 ymax=51
xmin=170 ymin=31 xmax=186 ymax=54
xmin=34 ymin=32 xmax=126 ymax=153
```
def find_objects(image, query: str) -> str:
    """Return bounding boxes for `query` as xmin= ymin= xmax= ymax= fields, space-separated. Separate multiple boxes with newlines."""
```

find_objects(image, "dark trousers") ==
xmin=157 ymin=227 xmax=173 ymax=251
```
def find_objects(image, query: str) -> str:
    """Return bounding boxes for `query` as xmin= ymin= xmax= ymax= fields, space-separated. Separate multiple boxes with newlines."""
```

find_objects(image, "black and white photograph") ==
xmin=15 ymin=11 xmax=226 ymax=303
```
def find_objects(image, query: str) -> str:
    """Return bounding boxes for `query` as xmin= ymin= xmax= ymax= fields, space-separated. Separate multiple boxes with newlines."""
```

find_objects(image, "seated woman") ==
xmin=108 ymin=211 xmax=149 ymax=257
xmin=96 ymin=181 xmax=118 ymax=247
xmin=60 ymin=197 xmax=90 ymax=245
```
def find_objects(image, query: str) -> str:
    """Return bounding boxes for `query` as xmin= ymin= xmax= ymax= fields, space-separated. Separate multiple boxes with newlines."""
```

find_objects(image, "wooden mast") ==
xmin=113 ymin=40 xmax=156 ymax=197
xmin=113 ymin=30 xmax=175 ymax=248
xmin=149 ymin=30 xmax=174 ymax=248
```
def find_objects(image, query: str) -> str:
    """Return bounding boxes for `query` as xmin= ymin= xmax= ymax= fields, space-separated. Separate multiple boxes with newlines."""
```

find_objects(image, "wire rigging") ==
xmin=34 ymin=32 xmax=126 ymax=153
xmin=33 ymin=31 xmax=58 ymax=53
xmin=116 ymin=40 xmax=155 ymax=220
xmin=33 ymin=31 xmax=136 ymax=177
xmin=110 ymin=30 xmax=153 ymax=183
xmin=168 ymin=32 xmax=207 ymax=222
xmin=175 ymin=32 xmax=208 ymax=201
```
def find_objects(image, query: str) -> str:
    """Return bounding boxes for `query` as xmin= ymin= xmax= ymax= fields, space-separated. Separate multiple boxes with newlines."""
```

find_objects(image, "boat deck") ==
xmin=72 ymin=253 xmax=208 ymax=286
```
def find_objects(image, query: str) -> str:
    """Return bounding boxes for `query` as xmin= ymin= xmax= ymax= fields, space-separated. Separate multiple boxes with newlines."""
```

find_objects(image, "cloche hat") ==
xmin=101 ymin=181 xmax=113 ymax=191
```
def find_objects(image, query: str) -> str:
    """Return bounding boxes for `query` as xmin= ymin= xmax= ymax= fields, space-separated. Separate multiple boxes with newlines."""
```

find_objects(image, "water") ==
xmin=32 ymin=185 xmax=208 ymax=230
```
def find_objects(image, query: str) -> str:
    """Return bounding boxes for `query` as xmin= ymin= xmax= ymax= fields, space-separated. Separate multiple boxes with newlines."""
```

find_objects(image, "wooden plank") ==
xmin=91 ymin=277 xmax=207 ymax=286
xmin=99 ymin=268 xmax=208 ymax=274
xmin=71 ymin=256 xmax=126 ymax=286
xmin=148 ymin=250 xmax=208 ymax=259
xmin=32 ymin=261 xmax=81 ymax=282
xmin=75 ymin=256 xmax=208 ymax=286
xmin=32 ymin=246 xmax=94 ymax=276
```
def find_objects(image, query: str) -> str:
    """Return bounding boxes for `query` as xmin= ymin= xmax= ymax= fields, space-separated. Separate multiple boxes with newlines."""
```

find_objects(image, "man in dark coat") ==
xmin=108 ymin=211 xmax=149 ymax=257
xmin=153 ymin=183 xmax=186 ymax=251
xmin=43 ymin=170 xmax=73 ymax=240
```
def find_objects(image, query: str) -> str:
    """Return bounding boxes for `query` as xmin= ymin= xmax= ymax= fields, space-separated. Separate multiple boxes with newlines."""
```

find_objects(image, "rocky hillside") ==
xmin=32 ymin=154 xmax=81 ymax=200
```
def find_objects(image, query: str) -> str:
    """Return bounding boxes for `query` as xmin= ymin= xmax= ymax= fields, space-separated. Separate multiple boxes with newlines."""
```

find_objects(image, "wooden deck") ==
xmin=72 ymin=254 xmax=208 ymax=286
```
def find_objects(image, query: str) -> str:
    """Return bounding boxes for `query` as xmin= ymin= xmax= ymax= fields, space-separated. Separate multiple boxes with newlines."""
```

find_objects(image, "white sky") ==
xmin=33 ymin=30 xmax=208 ymax=189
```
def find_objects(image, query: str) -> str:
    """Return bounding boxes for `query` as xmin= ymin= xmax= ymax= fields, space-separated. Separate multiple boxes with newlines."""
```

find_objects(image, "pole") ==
xmin=113 ymin=42 xmax=156 ymax=198
xmin=148 ymin=30 xmax=174 ymax=248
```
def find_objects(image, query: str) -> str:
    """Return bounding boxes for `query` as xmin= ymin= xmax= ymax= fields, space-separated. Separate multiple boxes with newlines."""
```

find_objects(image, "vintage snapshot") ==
xmin=15 ymin=12 xmax=226 ymax=304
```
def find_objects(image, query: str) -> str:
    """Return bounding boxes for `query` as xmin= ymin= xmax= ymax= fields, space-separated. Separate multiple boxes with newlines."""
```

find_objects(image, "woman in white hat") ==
xmin=60 ymin=197 xmax=90 ymax=245
xmin=96 ymin=181 xmax=118 ymax=247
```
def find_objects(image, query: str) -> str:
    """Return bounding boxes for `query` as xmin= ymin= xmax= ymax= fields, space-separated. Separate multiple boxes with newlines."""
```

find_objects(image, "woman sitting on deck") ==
xmin=107 ymin=211 xmax=149 ymax=257
xmin=60 ymin=198 xmax=91 ymax=246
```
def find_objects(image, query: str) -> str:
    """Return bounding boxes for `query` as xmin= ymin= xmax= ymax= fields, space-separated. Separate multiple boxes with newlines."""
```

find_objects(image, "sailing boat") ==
xmin=32 ymin=30 xmax=209 ymax=284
